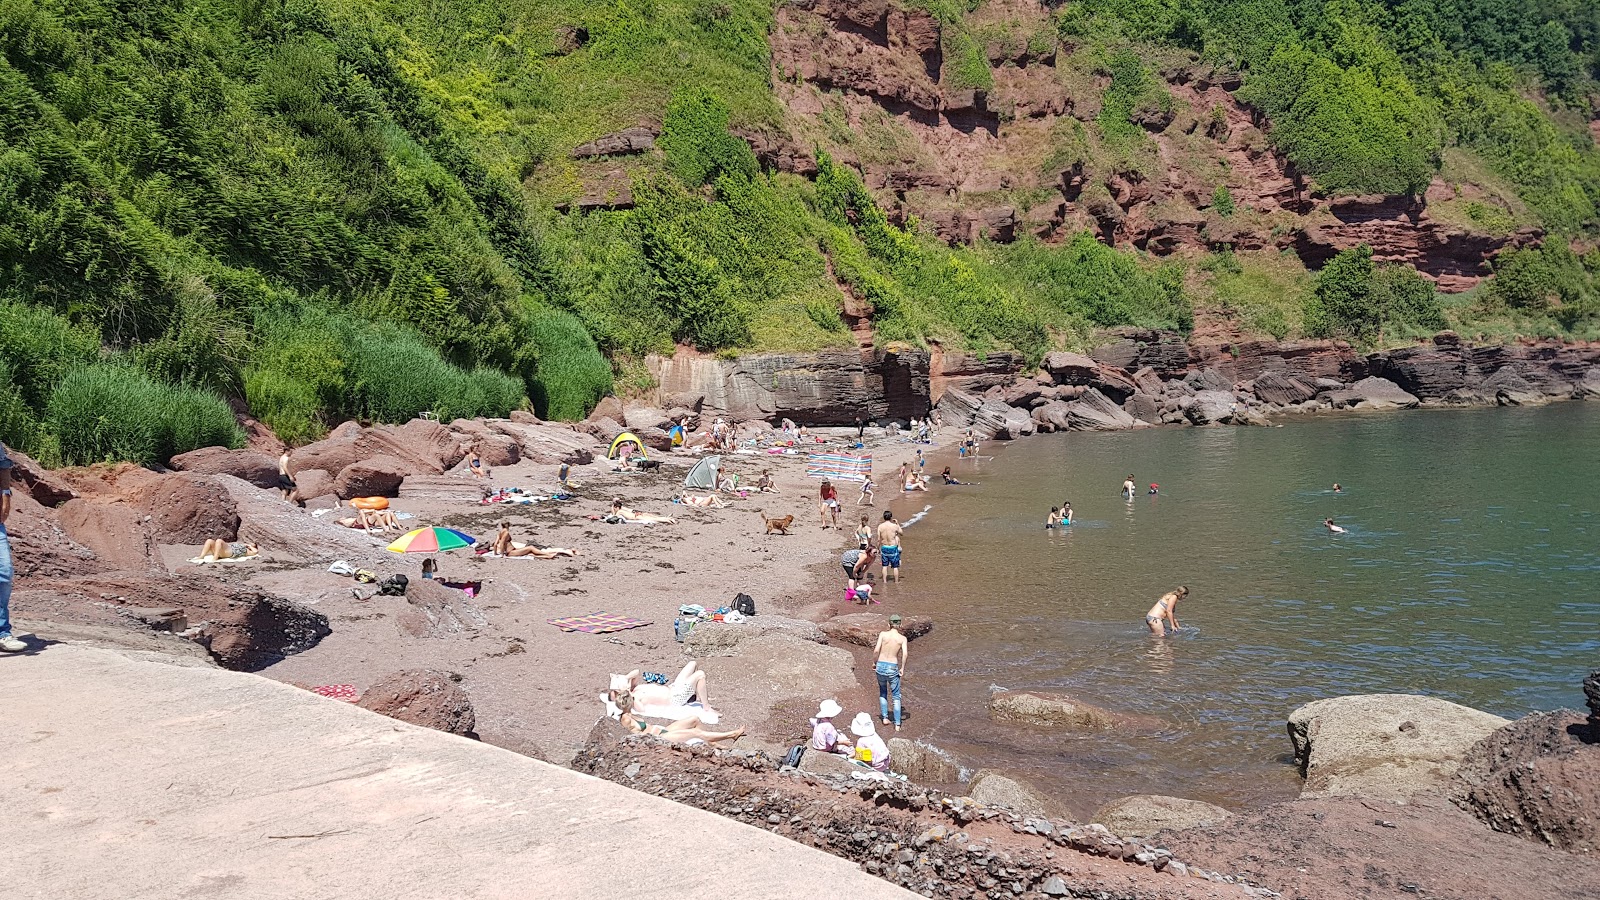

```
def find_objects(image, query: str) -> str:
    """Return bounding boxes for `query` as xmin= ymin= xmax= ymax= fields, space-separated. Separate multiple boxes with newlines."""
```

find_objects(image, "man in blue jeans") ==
xmin=873 ymin=614 xmax=908 ymax=731
xmin=0 ymin=440 xmax=22 ymax=652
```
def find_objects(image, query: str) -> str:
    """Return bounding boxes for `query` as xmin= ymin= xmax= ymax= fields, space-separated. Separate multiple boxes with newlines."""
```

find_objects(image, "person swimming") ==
xmin=1061 ymin=502 xmax=1073 ymax=525
xmin=1332 ymin=483 xmax=1342 ymax=493
xmin=1324 ymin=518 xmax=1347 ymax=534
xmin=1148 ymin=483 xmax=1159 ymax=495
xmin=1122 ymin=475 xmax=1136 ymax=500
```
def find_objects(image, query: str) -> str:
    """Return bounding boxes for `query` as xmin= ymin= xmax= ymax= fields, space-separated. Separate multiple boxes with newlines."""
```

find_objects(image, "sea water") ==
xmin=873 ymin=402 xmax=1600 ymax=814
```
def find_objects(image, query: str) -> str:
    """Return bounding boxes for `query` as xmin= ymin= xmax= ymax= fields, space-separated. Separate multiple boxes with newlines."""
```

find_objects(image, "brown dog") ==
xmin=760 ymin=511 xmax=795 ymax=535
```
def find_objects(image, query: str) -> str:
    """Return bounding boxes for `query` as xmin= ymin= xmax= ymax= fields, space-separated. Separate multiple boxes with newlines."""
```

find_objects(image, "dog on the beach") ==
xmin=759 ymin=511 xmax=795 ymax=535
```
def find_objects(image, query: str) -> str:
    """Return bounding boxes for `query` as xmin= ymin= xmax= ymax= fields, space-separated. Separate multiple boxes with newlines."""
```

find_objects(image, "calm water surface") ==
xmin=875 ymin=403 xmax=1600 ymax=815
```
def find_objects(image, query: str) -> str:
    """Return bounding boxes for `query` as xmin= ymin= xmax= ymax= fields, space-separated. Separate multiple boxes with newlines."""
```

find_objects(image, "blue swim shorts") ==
xmin=880 ymin=545 xmax=901 ymax=567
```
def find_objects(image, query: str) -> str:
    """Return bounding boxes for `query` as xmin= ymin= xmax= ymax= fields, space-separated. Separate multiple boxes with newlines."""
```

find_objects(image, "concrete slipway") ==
xmin=1 ymin=644 xmax=913 ymax=900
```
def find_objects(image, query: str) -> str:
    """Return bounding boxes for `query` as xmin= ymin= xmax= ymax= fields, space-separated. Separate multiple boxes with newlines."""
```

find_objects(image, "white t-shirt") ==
xmin=855 ymin=733 xmax=890 ymax=771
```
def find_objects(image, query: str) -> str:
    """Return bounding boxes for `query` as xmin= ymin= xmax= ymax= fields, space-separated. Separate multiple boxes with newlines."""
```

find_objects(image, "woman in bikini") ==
xmin=1144 ymin=586 xmax=1188 ymax=636
xmin=199 ymin=539 xmax=258 ymax=562
xmin=614 ymin=690 xmax=744 ymax=745
xmin=611 ymin=498 xmax=675 ymax=524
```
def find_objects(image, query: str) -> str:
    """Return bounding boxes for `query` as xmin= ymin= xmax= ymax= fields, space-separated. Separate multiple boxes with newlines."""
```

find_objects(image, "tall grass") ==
xmin=47 ymin=364 xmax=243 ymax=466
xmin=524 ymin=304 xmax=615 ymax=421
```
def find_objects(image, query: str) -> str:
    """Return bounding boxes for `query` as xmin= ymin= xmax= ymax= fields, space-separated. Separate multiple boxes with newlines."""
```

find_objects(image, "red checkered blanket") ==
xmin=547 ymin=613 xmax=653 ymax=634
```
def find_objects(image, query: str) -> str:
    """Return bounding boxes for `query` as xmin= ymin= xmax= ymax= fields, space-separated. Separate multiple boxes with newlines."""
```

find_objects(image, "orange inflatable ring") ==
xmin=350 ymin=496 xmax=390 ymax=510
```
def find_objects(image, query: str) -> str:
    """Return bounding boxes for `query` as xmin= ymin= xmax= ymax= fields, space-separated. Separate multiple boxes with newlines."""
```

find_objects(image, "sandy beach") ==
xmin=248 ymin=425 xmax=947 ymax=764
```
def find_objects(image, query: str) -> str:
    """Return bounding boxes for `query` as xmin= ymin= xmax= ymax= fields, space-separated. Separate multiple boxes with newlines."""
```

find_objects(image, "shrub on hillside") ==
xmin=1304 ymin=246 xmax=1445 ymax=341
xmin=0 ymin=300 xmax=101 ymax=409
xmin=46 ymin=364 xmax=243 ymax=466
xmin=659 ymin=88 xmax=759 ymax=187
xmin=525 ymin=304 xmax=614 ymax=421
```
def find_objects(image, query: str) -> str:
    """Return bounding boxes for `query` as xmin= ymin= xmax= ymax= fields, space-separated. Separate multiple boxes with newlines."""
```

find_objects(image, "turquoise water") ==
xmin=876 ymin=403 xmax=1600 ymax=814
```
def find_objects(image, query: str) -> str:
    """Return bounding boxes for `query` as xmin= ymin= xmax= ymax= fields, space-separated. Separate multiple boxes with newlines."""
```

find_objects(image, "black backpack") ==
xmin=733 ymin=593 xmax=756 ymax=616
xmin=782 ymin=744 xmax=806 ymax=769
xmin=378 ymin=574 xmax=409 ymax=596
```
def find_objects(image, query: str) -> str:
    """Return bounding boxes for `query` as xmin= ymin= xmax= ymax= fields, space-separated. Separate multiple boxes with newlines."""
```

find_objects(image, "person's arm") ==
xmin=898 ymin=638 xmax=908 ymax=674
xmin=0 ymin=464 xmax=11 ymax=524
xmin=1168 ymin=600 xmax=1181 ymax=631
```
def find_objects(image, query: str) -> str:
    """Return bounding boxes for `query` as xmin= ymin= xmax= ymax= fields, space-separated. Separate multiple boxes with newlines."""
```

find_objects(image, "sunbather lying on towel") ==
xmin=199 ymin=539 xmax=258 ymax=562
xmin=611 ymin=662 xmax=715 ymax=715
xmin=611 ymin=498 xmax=675 ymax=524
xmin=337 ymin=509 xmax=399 ymax=532
xmin=614 ymin=690 xmax=743 ymax=745
xmin=487 ymin=522 xmax=582 ymax=558
xmin=678 ymin=494 xmax=729 ymax=508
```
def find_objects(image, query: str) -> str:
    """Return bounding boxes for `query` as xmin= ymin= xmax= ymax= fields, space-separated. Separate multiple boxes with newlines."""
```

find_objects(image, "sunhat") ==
xmin=850 ymin=712 xmax=876 ymax=737
xmin=817 ymin=699 xmax=842 ymax=719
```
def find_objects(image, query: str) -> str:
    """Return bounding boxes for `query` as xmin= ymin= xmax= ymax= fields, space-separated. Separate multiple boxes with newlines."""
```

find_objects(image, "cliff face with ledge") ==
xmin=754 ymin=0 xmax=1539 ymax=291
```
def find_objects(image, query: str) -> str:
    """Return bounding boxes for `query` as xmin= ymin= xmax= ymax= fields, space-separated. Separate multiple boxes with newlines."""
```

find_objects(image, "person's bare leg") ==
xmin=200 ymin=539 xmax=225 ymax=559
xmin=1147 ymin=618 xmax=1164 ymax=637
xmin=669 ymin=726 xmax=743 ymax=744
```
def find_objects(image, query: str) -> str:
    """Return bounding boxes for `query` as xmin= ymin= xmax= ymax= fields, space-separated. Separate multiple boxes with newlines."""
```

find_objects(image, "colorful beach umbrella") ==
xmin=387 ymin=527 xmax=476 ymax=554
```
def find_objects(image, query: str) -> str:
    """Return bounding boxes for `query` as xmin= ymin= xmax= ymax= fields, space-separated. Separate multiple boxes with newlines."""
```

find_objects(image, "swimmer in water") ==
xmin=941 ymin=467 xmax=965 ymax=485
xmin=1045 ymin=507 xmax=1059 ymax=529
xmin=1059 ymin=501 xmax=1072 ymax=525
xmin=1144 ymin=586 xmax=1189 ymax=637
xmin=1122 ymin=475 xmax=1136 ymax=500
xmin=1332 ymin=483 xmax=1342 ymax=493
xmin=1325 ymin=518 xmax=1346 ymax=534
xmin=1148 ymin=483 xmax=1160 ymax=495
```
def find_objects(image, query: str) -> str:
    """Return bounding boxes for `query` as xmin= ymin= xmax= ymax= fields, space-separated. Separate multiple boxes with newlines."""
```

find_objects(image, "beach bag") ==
xmin=377 ymin=574 xmax=409 ymax=596
xmin=733 ymin=593 xmax=757 ymax=617
xmin=783 ymin=744 xmax=807 ymax=769
xmin=854 ymin=746 xmax=874 ymax=763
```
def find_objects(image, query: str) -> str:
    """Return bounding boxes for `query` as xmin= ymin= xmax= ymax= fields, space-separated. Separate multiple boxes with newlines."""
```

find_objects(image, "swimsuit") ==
xmin=880 ymin=545 xmax=901 ymax=567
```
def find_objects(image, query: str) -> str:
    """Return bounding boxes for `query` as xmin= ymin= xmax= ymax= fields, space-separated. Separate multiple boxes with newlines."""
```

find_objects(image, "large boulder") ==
xmin=1060 ymin=388 xmax=1135 ymax=431
xmin=397 ymin=579 xmax=488 ymax=639
xmin=1251 ymin=371 xmax=1319 ymax=406
xmin=169 ymin=447 xmax=282 ymax=490
xmin=1185 ymin=389 xmax=1237 ymax=425
xmin=291 ymin=420 xmax=464 ymax=484
xmin=1323 ymin=377 xmax=1419 ymax=410
xmin=1450 ymin=709 xmax=1599 ymax=852
xmin=1575 ymin=367 xmax=1600 ymax=399
xmin=988 ymin=690 xmax=1158 ymax=731
xmin=1480 ymin=368 xmax=1547 ymax=406
xmin=289 ymin=468 xmax=336 ymax=505
xmin=937 ymin=388 xmax=1034 ymax=439
xmin=55 ymin=498 xmax=157 ymax=571
xmin=819 ymin=613 xmax=933 ymax=647
xmin=622 ymin=405 xmax=674 ymax=433
xmin=334 ymin=456 xmax=408 ymax=499
xmin=1123 ymin=392 xmax=1162 ymax=424
xmin=357 ymin=669 xmax=477 ymax=737
xmin=1366 ymin=346 xmax=1477 ymax=399
xmin=469 ymin=434 xmax=520 ymax=468
xmin=1288 ymin=694 xmax=1509 ymax=802
xmin=965 ymin=769 xmax=1049 ymax=816
xmin=1042 ymin=352 xmax=1138 ymax=402
xmin=488 ymin=420 xmax=598 ymax=465
xmin=888 ymin=738 xmax=965 ymax=784
xmin=201 ymin=592 xmax=332 ymax=672
xmin=130 ymin=473 xmax=240 ymax=544
xmin=3 ymin=448 xmax=78 ymax=506
xmin=1092 ymin=795 xmax=1232 ymax=838
xmin=682 ymin=615 xmax=826 ymax=656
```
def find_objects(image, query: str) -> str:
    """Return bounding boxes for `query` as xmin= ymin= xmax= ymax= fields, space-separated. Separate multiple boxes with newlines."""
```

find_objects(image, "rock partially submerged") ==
xmin=888 ymin=737 xmax=965 ymax=784
xmin=988 ymin=689 xmax=1160 ymax=731
xmin=1322 ymin=376 xmax=1420 ymax=410
xmin=1287 ymin=693 xmax=1509 ymax=802
xmin=820 ymin=613 xmax=933 ymax=647
xmin=1093 ymin=795 xmax=1232 ymax=839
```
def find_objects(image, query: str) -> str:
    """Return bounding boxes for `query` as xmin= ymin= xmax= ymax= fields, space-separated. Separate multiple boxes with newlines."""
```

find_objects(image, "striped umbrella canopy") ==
xmin=386 ymin=527 xmax=477 ymax=554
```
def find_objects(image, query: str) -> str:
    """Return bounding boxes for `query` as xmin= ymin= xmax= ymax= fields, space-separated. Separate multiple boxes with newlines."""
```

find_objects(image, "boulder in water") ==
xmin=964 ymin=769 xmax=1050 ymax=816
xmin=1288 ymin=693 xmax=1509 ymax=801
xmin=820 ymin=613 xmax=933 ymax=647
xmin=1322 ymin=376 xmax=1420 ymax=410
xmin=988 ymin=689 xmax=1158 ymax=731
xmin=1185 ymin=389 xmax=1236 ymax=425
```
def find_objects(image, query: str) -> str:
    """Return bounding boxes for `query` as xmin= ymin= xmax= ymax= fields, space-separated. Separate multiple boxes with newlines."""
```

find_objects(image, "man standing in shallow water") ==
xmin=877 ymin=510 xmax=903 ymax=582
xmin=1122 ymin=474 xmax=1136 ymax=500
xmin=874 ymin=614 xmax=908 ymax=731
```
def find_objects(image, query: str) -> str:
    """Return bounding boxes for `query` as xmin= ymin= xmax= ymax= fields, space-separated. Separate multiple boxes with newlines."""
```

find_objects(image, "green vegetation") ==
xmin=47 ymin=365 xmax=244 ymax=467
xmin=1304 ymin=246 xmax=1447 ymax=342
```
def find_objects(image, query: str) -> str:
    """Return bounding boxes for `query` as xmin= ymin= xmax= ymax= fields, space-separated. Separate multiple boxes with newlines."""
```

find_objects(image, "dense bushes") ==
xmin=1486 ymin=244 xmax=1600 ymax=328
xmin=524 ymin=304 xmax=615 ymax=421
xmin=46 ymin=365 xmax=243 ymax=467
xmin=1304 ymin=246 xmax=1446 ymax=342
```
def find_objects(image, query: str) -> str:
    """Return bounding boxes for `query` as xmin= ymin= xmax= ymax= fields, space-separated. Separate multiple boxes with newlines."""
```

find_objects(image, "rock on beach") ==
xmin=820 ymin=613 xmax=933 ymax=647
xmin=1093 ymin=795 xmax=1232 ymax=839
xmin=1288 ymin=693 xmax=1509 ymax=802
xmin=357 ymin=669 xmax=477 ymax=737
xmin=988 ymin=689 xmax=1160 ymax=731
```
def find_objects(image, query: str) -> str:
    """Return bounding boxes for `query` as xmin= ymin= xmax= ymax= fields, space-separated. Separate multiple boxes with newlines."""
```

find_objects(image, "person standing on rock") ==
xmin=1144 ymin=586 xmax=1189 ymax=637
xmin=873 ymin=616 xmax=909 ymax=732
xmin=877 ymin=510 xmax=903 ymax=582
xmin=278 ymin=449 xmax=295 ymax=501
xmin=0 ymin=440 xmax=21 ymax=652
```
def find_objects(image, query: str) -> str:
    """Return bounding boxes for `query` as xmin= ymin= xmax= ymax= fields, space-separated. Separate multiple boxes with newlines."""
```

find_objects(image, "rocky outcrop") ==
xmin=169 ymin=447 xmax=282 ymax=490
xmin=357 ymin=669 xmax=478 ymax=737
xmin=1287 ymin=694 xmax=1510 ymax=802
xmin=820 ymin=613 xmax=933 ymax=647
xmin=1093 ymin=795 xmax=1233 ymax=839
xmin=648 ymin=348 xmax=930 ymax=424
xmin=936 ymin=387 xmax=1034 ymax=439
xmin=333 ymin=456 xmax=408 ymax=500
xmin=965 ymin=769 xmax=1050 ymax=817
xmin=888 ymin=737 xmax=965 ymax=784
xmin=1451 ymin=709 xmax=1598 ymax=852
xmin=1250 ymin=370 xmax=1319 ymax=406
xmin=1184 ymin=389 xmax=1237 ymax=425
xmin=5 ymin=448 xmax=78 ymax=507
xmin=988 ymin=690 xmax=1159 ymax=731
xmin=682 ymin=616 xmax=828 ymax=656
xmin=1321 ymin=376 xmax=1419 ymax=411
xmin=201 ymin=592 xmax=332 ymax=672
xmin=1042 ymin=352 xmax=1138 ymax=402
xmin=570 ymin=126 xmax=656 ymax=159
xmin=129 ymin=473 xmax=240 ymax=545
xmin=1060 ymin=388 xmax=1136 ymax=431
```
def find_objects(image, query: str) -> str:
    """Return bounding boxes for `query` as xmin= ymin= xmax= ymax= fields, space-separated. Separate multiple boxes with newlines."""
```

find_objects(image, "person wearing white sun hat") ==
xmin=810 ymin=699 xmax=853 ymax=755
xmin=849 ymin=712 xmax=891 ymax=772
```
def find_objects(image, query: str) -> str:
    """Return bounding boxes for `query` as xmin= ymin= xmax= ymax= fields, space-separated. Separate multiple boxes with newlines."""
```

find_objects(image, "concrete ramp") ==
xmin=2 ymin=644 xmax=913 ymax=900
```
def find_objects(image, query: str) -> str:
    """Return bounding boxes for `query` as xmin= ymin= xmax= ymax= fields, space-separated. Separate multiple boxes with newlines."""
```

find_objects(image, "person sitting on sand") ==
xmin=904 ymin=472 xmax=928 ymax=492
xmin=468 ymin=448 xmax=488 ymax=481
xmin=1325 ymin=517 xmax=1347 ymax=534
xmin=421 ymin=558 xmax=437 ymax=580
xmin=756 ymin=469 xmax=775 ymax=492
xmin=611 ymin=498 xmax=675 ymax=524
xmin=940 ymin=467 xmax=965 ymax=485
xmin=199 ymin=539 xmax=257 ymax=562
xmin=1144 ymin=586 xmax=1189 ymax=637
xmin=614 ymin=690 xmax=744 ymax=746
xmin=811 ymin=699 xmax=854 ymax=756
xmin=613 ymin=663 xmax=714 ymax=713
xmin=848 ymin=712 xmax=892 ymax=771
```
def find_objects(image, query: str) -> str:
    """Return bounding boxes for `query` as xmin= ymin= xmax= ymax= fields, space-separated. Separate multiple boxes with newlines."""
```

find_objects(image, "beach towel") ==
xmin=311 ymin=684 xmax=359 ymax=702
xmin=549 ymin=613 xmax=652 ymax=634
xmin=599 ymin=693 xmax=720 ymax=725
xmin=188 ymin=555 xmax=257 ymax=565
